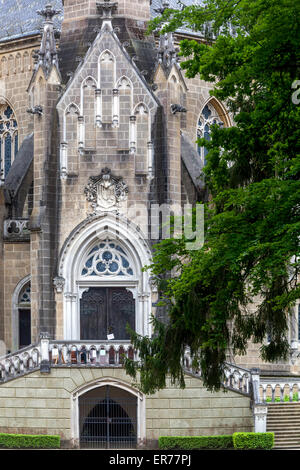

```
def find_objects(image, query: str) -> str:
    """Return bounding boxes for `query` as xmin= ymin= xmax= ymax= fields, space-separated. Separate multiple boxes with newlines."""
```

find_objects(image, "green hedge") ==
xmin=0 ymin=433 xmax=60 ymax=449
xmin=233 ymin=432 xmax=274 ymax=450
xmin=158 ymin=435 xmax=234 ymax=450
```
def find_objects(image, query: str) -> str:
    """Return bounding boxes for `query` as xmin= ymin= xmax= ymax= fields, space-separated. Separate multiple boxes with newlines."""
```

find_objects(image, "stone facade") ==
xmin=0 ymin=0 xmax=299 ymax=448
xmin=0 ymin=367 xmax=253 ymax=447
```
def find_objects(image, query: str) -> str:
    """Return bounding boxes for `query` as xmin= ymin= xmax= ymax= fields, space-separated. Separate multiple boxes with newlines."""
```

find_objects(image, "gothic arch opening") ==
xmin=197 ymin=98 xmax=230 ymax=166
xmin=12 ymin=276 xmax=31 ymax=351
xmin=59 ymin=214 xmax=153 ymax=340
xmin=0 ymin=100 xmax=19 ymax=183
xmin=79 ymin=385 xmax=137 ymax=449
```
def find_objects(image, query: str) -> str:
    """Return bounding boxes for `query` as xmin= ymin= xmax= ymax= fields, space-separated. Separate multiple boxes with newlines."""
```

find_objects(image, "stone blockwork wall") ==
xmin=146 ymin=376 xmax=253 ymax=443
xmin=0 ymin=37 xmax=38 ymax=348
xmin=63 ymin=0 xmax=98 ymax=20
xmin=56 ymin=29 xmax=159 ymax=252
xmin=0 ymin=368 xmax=253 ymax=447
xmin=0 ymin=39 xmax=39 ymax=144
xmin=63 ymin=0 xmax=150 ymax=22
xmin=117 ymin=0 xmax=150 ymax=21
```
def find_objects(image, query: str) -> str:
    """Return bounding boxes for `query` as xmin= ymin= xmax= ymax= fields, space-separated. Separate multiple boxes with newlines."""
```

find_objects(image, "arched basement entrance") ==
xmin=79 ymin=385 xmax=137 ymax=449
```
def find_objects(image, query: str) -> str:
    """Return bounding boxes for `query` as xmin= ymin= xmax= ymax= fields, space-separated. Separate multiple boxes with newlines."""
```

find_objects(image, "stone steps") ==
xmin=267 ymin=403 xmax=300 ymax=449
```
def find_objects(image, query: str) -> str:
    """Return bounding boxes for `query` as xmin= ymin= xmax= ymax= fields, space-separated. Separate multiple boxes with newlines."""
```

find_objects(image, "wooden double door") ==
xmin=80 ymin=287 xmax=135 ymax=340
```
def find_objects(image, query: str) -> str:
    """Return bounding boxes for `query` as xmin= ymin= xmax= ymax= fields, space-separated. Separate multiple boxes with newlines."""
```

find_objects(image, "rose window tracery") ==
xmin=81 ymin=240 xmax=134 ymax=277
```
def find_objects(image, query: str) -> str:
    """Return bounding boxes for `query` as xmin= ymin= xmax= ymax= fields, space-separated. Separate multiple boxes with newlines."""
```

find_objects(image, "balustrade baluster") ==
xmin=245 ymin=375 xmax=250 ymax=394
xmin=290 ymin=384 xmax=293 ymax=402
xmin=280 ymin=385 xmax=284 ymax=402
xmin=262 ymin=385 xmax=266 ymax=403
xmin=90 ymin=347 xmax=97 ymax=365
xmin=272 ymin=386 xmax=275 ymax=402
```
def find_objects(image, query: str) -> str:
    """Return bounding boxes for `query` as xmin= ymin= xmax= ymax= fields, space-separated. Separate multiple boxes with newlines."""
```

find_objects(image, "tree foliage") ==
xmin=125 ymin=0 xmax=300 ymax=393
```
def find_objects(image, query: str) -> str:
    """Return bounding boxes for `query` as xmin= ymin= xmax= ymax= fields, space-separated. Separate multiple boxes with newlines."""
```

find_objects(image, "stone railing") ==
xmin=223 ymin=363 xmax=252 ymax=396
xmin=184 ymin=349 xmax=252 ymax=397
xmin=48 ymin=340 xmax=136 ymax=367
xmin=259 ymin=377 xmax=300 ymax=403
xmin=0 ymin=344 xmax=40 ymax=382
xmin=3 ymin=218 xmax=30 ymax=241
xmin=0 ymin=337 xmax=136 ymax=383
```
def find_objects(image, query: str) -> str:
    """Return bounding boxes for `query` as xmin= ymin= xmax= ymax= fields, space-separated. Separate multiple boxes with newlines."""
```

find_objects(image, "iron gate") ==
xmin=79 ymin=386 xmax=137 ymax=449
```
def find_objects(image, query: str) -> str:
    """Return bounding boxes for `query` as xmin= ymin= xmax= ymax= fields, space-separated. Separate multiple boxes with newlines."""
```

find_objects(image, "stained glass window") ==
xmin=81 ymin=240 xmax=134 ymax=277
xmin=197 ymin=102 xmax=223 ymax=166
xmin=19 ymin=283 xmax=31 ymax=305
xmin=0 ymin=103 xmax=18 ymax=182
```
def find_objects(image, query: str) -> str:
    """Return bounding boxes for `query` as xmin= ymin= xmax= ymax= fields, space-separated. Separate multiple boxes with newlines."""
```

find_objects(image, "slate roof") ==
xmin=0 ymin=0 xmax=63 ymax=43
xmin=0 ymin=0 xmax=203 ymax=43
xmin=181 ymin=131 xmax=205 ymax=191
xmin=150 ymin=0 xmax=204 ymax=37
xmin=4 ymin=133 xmax=33 ymax=203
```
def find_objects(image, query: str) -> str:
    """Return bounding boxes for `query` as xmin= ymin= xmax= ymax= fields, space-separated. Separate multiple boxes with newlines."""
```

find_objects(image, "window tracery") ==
xmin=18 ymin=283 xmax=31 ymax=305
xmin=81 ymin=239 xmax=134 ymax=277
xmin=0 ymin=103 xmax=18 ymax=181
xmin=197 ymin=102 xmax=223 ymax=165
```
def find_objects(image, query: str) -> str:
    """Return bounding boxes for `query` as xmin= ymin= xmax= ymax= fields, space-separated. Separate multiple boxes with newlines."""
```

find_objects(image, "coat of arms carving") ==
xmin=84 ymin=168 xmax=128 ymax=212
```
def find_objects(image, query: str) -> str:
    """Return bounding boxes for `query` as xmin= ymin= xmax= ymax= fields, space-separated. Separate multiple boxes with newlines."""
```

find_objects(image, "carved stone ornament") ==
xmin=53 ymin=276 xmax=65 ymax=293
xmin=84 ymin=168 xmax=128 ymax=213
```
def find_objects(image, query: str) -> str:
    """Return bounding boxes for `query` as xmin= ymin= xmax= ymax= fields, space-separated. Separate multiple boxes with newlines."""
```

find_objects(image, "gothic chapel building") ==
xmin=0 ymin=0 xmax=299 ymax=449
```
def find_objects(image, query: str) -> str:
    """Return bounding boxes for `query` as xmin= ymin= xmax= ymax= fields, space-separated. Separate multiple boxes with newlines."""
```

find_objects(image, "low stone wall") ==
xmin=0 ymin=367 xmax=253 ymax=447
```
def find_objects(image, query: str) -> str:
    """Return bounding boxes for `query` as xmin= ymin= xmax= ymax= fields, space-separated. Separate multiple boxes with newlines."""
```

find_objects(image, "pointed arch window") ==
xmin=0 ymin=103 xmax=18 ymax=181
xmin=197 ymin=102 xmax=223 ymax=166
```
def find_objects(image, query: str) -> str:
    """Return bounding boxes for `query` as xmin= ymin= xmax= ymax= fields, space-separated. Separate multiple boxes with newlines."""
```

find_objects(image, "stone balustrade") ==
xmin=0 ymin=344 xmax=40 ymax=382
xmin=183 ymin=348 xmax=252 ymax=397
xmin=223 ymin=363 xmax=251 ymax=395
xmin=1 ymin=338 xmax=300 ymax=410
xmin=3 ymin=218 xmax=30 ymax=241
xmin=259 ymin=378 xmax=300 ymax=403
xmin=49 ymin=340 xmax=136 ymax=367
xmin=2 ymin=339 xmax=300 ymax=435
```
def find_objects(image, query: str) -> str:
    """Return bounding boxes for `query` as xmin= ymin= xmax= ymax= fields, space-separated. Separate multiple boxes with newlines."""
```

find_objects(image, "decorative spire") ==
xmin=158 ymin=31 xmax=178 ymax=70
xmin=36 ymin=4 xmax=61 ymax=78
xmin=155 ymin=1 xmax=179 ymax=72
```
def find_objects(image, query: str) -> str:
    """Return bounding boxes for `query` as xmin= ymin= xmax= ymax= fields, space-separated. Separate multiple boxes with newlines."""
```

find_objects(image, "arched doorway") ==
xmin=12 ymin=276 xmax=31 ymax=351
xmin=79 ymin=385 xmax=137 ymax=448
xmin=58 ymin=214 xmax=153 ymax=340
xmin=18 ymin=282 xmax=31 ymax=348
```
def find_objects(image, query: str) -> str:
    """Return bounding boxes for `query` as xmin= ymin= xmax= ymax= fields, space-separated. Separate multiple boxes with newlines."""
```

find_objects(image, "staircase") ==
xmin=267 ymin=403 xmax=300 ymax=450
